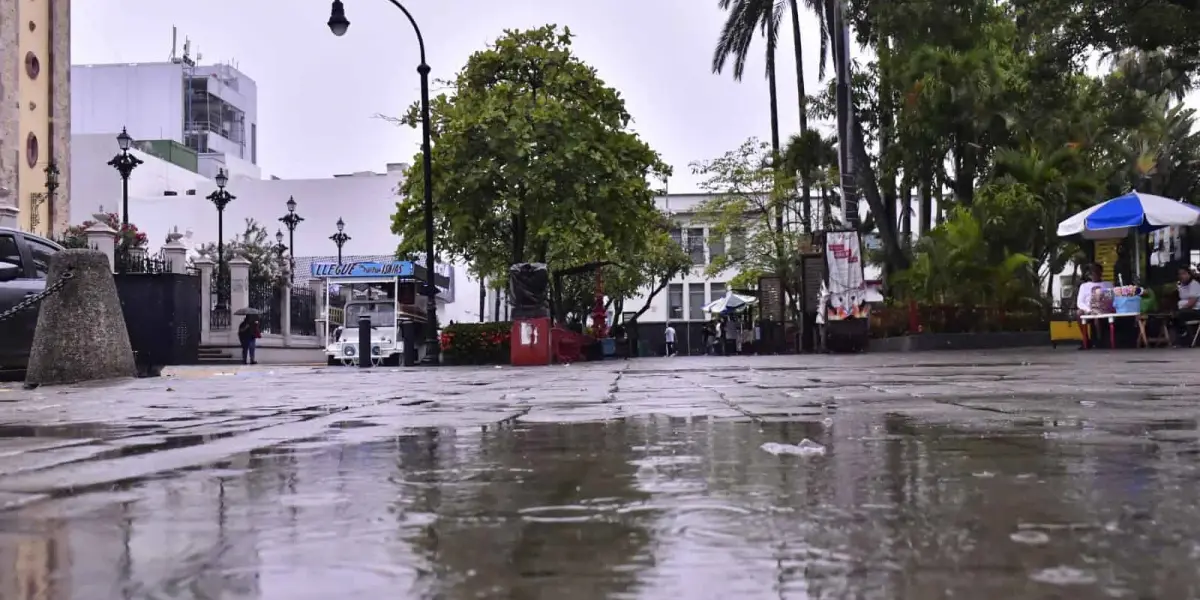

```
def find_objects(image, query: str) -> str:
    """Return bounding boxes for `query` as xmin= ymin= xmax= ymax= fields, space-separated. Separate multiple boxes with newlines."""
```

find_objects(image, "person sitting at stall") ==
xmin=1076 ymin=263 xmax=1112 ymax=349
xmin=1076 ymin=263 xmax=1113 ymax=315
xmin=1172 ymin=267 xmax=1200 ymax=346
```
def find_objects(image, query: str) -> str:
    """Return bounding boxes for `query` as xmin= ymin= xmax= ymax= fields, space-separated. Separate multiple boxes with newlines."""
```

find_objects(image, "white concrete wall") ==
xmin=198 ymin=151 xmax=261 ymax=181
xmin=71 ymin=63 xmax=185 ymax=143
xmin=70 ymin=133 xmax=211 ymax=222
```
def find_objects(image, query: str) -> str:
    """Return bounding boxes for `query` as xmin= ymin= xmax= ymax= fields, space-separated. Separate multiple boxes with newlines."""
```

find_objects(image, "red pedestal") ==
xmin=510 ymin=317 xmax=552 ymax=366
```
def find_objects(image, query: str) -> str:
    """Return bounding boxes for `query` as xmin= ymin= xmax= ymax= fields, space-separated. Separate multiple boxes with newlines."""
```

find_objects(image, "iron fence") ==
xmin=249 ymin=277 xmax=283 ymax=334
xmin=115 ymin=248 xmax=171 ymax=275
xmin=210 ymin=269 xmax=231 ymax=331
xmin=291 ymin=287 xmax=319 ymax=336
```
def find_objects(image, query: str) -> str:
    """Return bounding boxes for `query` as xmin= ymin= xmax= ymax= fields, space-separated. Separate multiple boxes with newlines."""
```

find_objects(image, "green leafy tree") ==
xmin=692 ymin=138 xmax=804 ymax=320
xmin=390 ymin=25 xmax=669 ymax=311
xmin=617 ymin=222 xmax=692 ymax=323
xmin=195 ymin=218 xmax=287 ymax=285
xmin=891 ymin=207 xmax=1039 ymax=310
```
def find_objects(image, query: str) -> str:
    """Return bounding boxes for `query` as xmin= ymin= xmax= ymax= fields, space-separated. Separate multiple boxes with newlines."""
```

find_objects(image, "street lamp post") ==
xmin=206 ymin=168 xmax=235 ymax=307
xmin=328 ymin=0 xmax=440 ymax=365
xmin=274 ymin=229 xmax=289 ymax=259
xmin=274 ymin=229 xmax=290 ymax=279
xmin=279 ymin=196 xmax=304 ymax=283
xmin=330 ymin=217 xmax=350 ymax=265
xmin=108 ymin=127 xmax=144 ymax=228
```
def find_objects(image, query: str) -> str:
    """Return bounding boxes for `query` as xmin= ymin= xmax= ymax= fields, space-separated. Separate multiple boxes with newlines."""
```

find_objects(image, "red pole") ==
xmin=908 ymin=300 xmax=921 ymax=333
xmin=592 ymin=269 xmax=608 ymax=338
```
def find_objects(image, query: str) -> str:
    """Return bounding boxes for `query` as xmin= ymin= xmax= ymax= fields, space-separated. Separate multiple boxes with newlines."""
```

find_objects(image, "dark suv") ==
xmin=0 ymin=226 xmax=63 ymax=370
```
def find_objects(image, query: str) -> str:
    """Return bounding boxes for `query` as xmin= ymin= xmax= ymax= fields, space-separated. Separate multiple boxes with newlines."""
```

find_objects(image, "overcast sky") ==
xmin=71 ymin=0 xmax=832 ymax=192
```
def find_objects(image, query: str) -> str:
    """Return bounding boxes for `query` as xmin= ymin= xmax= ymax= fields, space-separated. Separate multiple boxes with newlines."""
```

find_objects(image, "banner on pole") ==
xmin=824 ymin=230 xmax=868 ymax=322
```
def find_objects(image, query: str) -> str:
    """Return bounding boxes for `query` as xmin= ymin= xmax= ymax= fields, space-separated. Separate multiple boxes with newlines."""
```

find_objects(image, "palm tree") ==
xmin=782 ymin=129 xmax=837 ymax=229
xmin=713 ymin=0 xmax=831 ymax=231
xmin=713 ymin=0 xmax=784 ymax=158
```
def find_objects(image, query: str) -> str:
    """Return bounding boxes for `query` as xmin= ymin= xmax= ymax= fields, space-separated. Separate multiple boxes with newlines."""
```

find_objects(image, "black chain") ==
xmin=0 ymin=270 xmax=75 ymax=323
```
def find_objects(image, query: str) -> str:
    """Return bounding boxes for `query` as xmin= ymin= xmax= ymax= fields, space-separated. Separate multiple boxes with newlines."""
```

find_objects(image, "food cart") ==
xmin=311 ymin=259 xmax=448 ymax=366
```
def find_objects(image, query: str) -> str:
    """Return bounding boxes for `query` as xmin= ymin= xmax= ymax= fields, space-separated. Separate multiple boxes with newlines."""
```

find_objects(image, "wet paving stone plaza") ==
xmin=0 ymin=349 xmax=1198 ymax=599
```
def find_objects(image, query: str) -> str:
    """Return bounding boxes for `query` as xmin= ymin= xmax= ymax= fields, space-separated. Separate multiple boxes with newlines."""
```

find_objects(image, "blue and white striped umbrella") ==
xmin=1057 ymin=191 xmax=1200 ymax=239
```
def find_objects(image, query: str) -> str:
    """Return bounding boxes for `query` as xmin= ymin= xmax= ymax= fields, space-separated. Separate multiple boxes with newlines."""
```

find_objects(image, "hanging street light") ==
xmin=327 ymin=0 xmax=440 ymax=366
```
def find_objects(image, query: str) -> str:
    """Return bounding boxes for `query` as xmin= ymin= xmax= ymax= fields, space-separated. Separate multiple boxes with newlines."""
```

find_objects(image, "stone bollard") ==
xmin=25 ymin=250 xmax=137 ymax=386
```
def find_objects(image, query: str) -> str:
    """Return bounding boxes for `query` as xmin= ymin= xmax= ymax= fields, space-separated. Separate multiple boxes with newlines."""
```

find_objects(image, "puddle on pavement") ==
xmin=0 ymin=415 xmax=1197 ymax=599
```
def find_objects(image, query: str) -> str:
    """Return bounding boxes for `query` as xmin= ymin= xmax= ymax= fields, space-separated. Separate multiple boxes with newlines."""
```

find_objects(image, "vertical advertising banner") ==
xmin=824 ymin=230 xmax=868 ymax=322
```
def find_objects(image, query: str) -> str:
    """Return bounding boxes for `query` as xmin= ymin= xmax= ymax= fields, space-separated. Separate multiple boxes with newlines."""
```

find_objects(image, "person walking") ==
xmin=724 ymin=316 xmax=739 ymax=355
xmin=664 ymin=322 xmax=677 ymax=357
xmin=238 ymin=315 xmax=260 ymax=365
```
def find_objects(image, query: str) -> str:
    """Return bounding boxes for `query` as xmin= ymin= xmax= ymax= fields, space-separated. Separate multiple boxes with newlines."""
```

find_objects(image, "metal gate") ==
xmin=114 ymin=272 xmax=201 ymax=370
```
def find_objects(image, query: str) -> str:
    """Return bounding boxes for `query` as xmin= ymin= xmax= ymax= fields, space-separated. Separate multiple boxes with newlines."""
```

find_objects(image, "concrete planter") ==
xmin=868 ymin=331 xmax=1049 ymax=353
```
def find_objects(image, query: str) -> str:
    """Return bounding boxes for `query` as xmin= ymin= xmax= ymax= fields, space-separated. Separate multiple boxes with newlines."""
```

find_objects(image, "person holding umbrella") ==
xmin=235 ymin=308 xmax=262 ymax=365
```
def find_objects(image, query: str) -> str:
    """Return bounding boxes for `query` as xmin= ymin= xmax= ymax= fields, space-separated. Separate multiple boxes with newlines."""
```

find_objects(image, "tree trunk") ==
xmin=900 ymin=176 xmax=912 ymax=247
xmin=766 ymin=26 xmax=783 ymax=234
xmin=934 ymin=174 xmax=945 ymax=225
xmin=851 ymin=113 xmax=910 ymax=271
xmin=787 ymin=0 xmax=813 ymax=234
xmin=788 ymin=0 xmax=807 ymax=132
xmin=918 ymin=169 xmax=933 ymax=236
xmin=877 ymin=28 xmax=897 ymax=251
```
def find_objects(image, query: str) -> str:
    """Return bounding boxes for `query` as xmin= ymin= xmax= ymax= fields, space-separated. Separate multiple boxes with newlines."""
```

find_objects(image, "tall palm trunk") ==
xmin=787 ymin=0 xmax=813 ymax=232
xmin=767 ymin=25 xmax=782 ymax=234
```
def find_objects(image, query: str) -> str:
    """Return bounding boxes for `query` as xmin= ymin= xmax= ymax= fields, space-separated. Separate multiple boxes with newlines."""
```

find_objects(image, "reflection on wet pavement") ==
xmin=0 ymin=351 xmax=1198 ymax=599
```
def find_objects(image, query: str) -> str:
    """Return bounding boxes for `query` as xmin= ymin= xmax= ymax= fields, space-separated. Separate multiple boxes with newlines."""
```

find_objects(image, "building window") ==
xmin=709 ymin=232 xmax=725 ymax=262
xmin=25 ymin=133 xmax=38 ymax=168
xmin=688 ymin=283 xmax=706 ymax=320
xmin=730 ymin=227 xmax=746 ymax=260
xmin=24 ymin=52 xmax=39 ymax=79
xmin=669 ymin=227 xmax=682 ymax=248
xmin=711 ymin=282 xmax=727 ymax=302
xmin=668 ymin=283 xmax=684 ymax=320
xmin=687 ymin=227 xmax=705 ymax=265
xmin=251 ymin=123 xmax=258 ymax=164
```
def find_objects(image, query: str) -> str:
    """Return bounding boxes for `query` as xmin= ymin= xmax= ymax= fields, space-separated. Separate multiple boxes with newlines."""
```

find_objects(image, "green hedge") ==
xmin=441 ymin=322 xmax=512 ymax=365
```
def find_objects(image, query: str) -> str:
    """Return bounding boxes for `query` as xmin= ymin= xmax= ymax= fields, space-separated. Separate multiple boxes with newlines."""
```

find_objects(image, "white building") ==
xmin=624 ymin=193 xmax=740 ymax=324
xmin=72 ymin=60 xmax=260 ymax=180
xmin=68 ymin=136 xmax=473 ymax=321
xmin=68 ymin=55 xmax=481 ymax=323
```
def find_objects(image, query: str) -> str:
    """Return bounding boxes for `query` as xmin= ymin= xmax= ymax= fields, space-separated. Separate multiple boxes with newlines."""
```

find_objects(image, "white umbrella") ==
xmin=1057 ymin=191 xmax=1200 ymax=239
xmin=702 ymin=291 xmax=758 ymax=314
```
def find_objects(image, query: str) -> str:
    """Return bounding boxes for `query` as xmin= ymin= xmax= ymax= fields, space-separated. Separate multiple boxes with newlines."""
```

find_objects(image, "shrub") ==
xmin=60 ymin=212 xmax=149 ymax=251
xmin=440 ymin=322 xmax=512 ymax=365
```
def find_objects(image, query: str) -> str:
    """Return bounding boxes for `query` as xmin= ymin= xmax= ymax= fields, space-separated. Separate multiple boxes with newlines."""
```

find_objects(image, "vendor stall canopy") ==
xmin=1056 ymin=191 xmax=1200 ymax=240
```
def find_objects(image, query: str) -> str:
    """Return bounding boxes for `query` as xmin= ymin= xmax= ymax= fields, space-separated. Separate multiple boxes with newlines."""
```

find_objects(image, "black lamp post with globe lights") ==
xmin=274 ymin=229 xmax=290 ymax=281
xmin=108 ymin=127 xmax=143 ymax=228
xmin=206 ymin=168 xmax=235 ymax=307
xmin=330 ymin=217 xmax=350 ymax=265
xmin=279 ymin=196 xmax=304 ymax=283
xmin=328 ymin=0 xmax=440 ymax=365
xmin=274 ymin=229 xmax=289 ymax=259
